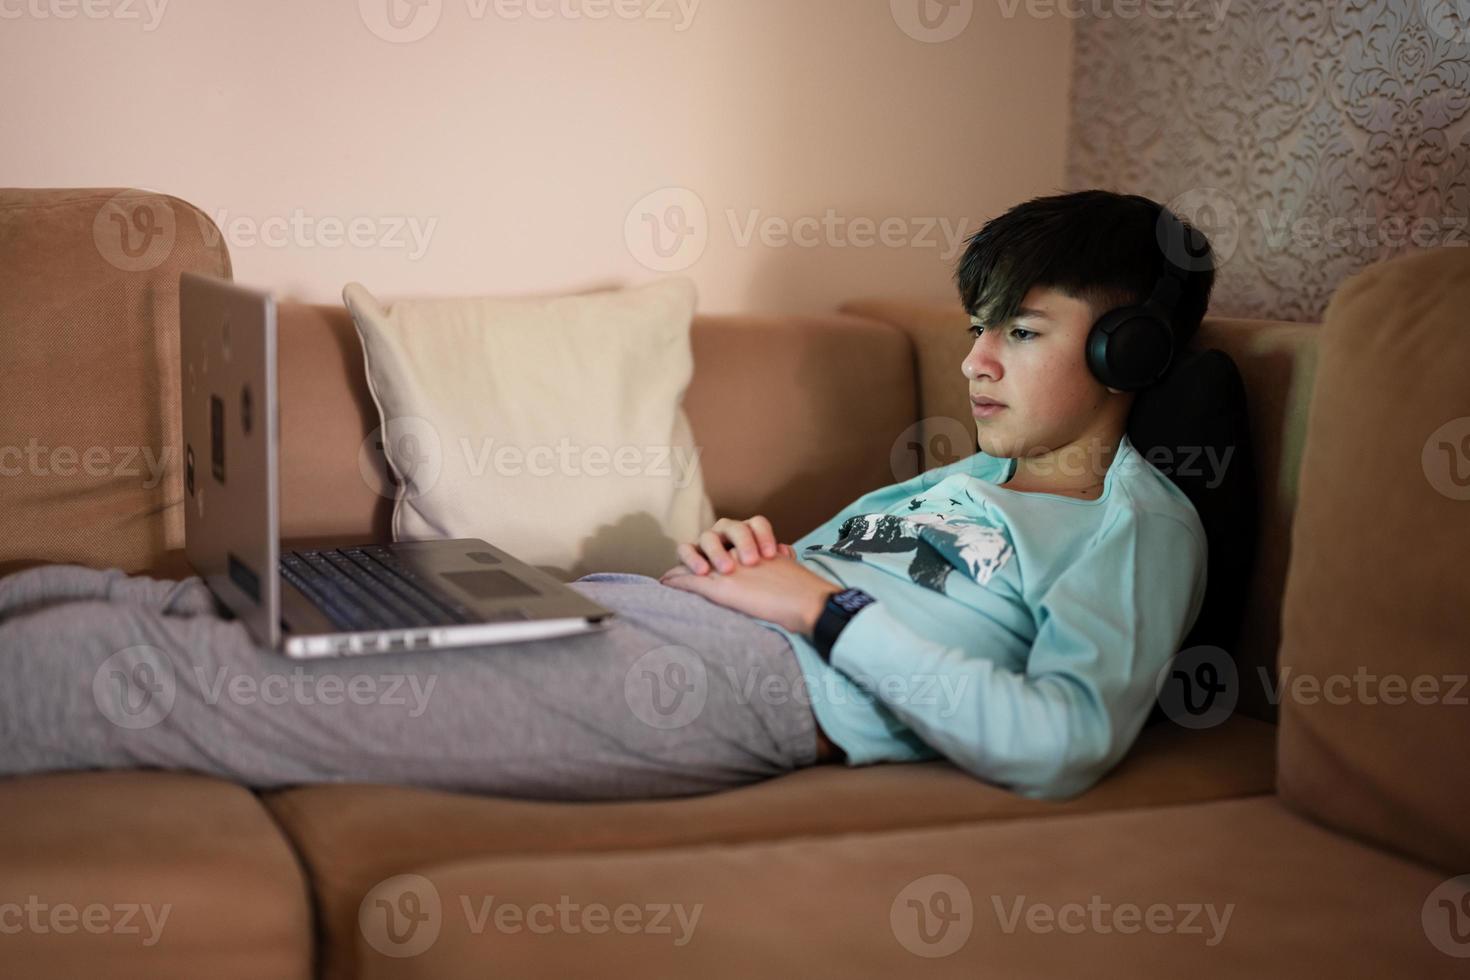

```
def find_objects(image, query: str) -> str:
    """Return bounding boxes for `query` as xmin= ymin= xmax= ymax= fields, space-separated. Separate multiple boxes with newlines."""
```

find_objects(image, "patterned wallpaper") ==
xmin=1067 ymin=0 xmax=1470 ymax=322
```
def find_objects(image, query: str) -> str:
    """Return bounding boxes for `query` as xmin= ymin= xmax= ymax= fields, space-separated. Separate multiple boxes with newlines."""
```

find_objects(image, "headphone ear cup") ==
xmin=1087 ymin=309 xmax=1175 ymax=391
xmin=1086 ymin=310 xmax=1123 ymax=387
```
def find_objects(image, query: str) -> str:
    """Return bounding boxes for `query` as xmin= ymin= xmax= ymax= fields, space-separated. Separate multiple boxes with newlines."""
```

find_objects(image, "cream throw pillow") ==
xmin=342 ymin=277 xmax=715 ymax=582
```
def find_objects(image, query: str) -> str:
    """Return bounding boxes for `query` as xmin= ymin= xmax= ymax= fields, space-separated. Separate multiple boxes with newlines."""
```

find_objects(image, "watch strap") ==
xmin=812 ymin=587 xmax=877 ymax=662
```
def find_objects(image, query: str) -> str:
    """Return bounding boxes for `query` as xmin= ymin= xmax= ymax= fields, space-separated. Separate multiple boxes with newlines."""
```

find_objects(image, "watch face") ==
xmin=833 ymin=589 xmax=874 ymax=614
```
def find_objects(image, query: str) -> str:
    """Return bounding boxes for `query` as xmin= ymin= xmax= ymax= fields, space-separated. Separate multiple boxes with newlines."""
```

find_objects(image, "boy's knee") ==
xmin=0 ymin=599 xmax=247 ymax=677
xmin=0 ymin=601 xmax=183 ymax=736
xmin=153 ymin=576 xmax=221 ymax=617
xmin=104 ymin=570 xmax=220 ymax=616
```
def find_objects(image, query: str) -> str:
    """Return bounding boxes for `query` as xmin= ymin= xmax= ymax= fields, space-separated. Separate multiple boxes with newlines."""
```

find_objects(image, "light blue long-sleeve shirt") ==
xmin=750 ymin=432 xmax=1207 ymax=800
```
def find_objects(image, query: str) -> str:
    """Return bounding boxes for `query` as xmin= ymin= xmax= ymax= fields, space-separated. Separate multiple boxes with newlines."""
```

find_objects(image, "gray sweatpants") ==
xmin=0 ymin=565 xmax=819 ymax=801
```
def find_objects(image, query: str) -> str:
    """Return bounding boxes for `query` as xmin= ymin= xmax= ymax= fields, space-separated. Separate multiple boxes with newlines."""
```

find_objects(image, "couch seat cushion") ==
xmin=363 ymin=796 xmax=1458 ymax=978
xmin=265 ymin=714 xmax=1274 ymax=980
xmin=0 ymin=771 xmax=311 ymax=979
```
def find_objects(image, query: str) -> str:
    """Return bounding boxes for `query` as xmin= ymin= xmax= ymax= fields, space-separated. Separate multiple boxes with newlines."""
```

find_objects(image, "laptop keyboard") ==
xmin=279 ymin=546 xmax=478 ymax=633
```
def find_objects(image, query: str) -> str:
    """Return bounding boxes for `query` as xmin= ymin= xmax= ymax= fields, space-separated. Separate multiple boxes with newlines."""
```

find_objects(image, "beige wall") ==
xmin=0 ymin=0 xmax=1072 ymax=313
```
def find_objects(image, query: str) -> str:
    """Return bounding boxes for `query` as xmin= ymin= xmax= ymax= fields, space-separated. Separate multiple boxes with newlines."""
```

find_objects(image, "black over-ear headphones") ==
xmin=1085 ymin=209 xmax=1209 ymax=392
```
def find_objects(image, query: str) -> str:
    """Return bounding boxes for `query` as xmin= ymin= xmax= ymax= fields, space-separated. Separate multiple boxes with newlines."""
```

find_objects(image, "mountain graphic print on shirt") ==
xmin=803 ymin=487 xmax=1015 ymax=594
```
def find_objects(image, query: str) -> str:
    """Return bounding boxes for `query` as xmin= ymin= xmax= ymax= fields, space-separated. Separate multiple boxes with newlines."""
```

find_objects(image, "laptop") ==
xmin=178 ymin=272 xmax=616 ymax=659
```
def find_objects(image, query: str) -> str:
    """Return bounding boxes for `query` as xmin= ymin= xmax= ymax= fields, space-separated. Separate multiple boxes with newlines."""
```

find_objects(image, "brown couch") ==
xmin=1 ymin=188 xmax=1463 ymax=978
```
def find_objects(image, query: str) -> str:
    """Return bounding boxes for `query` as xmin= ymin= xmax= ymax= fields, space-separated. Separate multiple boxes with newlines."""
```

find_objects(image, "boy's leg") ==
xmin=0 ymin=571 xmax=819 ymax=801
xmin=0 ymin=564 xmax=219 ymax=621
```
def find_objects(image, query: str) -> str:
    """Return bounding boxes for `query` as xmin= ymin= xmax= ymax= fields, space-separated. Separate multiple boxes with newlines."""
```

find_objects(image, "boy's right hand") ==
xmin=673 ymin=516 xmax=796 ymax=575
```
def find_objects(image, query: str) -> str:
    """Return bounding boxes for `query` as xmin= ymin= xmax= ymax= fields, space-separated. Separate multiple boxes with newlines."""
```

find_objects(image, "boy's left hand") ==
xmin=659 ymin=553 xmax=842 ymax=636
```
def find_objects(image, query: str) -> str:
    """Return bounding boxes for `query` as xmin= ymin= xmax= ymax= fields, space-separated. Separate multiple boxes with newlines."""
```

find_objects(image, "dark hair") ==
xmin=953 ymin=189 xmax=1215 ymax=352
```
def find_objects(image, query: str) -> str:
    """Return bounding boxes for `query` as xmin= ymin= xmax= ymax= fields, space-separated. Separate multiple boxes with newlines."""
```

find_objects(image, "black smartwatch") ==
xmin=812 ymin=587 xmax=877 ymax=662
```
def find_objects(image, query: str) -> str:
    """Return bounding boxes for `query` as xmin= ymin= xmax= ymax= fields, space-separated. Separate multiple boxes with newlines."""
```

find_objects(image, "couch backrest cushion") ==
xmin=840 ymin=298 xmax=1319 ymax=722
xmin=0 ymin=188 xmax=231 ymax=573
xmin=276 ymin=303 xmax=918 ymax=550
xmin=1190 ymin=319 xmax=1319 ymax=720
xmin=1277 ymin=245 xmax=1470 ymax=874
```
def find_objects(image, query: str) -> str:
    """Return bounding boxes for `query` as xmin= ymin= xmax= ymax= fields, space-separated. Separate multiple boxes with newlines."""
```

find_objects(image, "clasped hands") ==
xmin=658 ymin=516 xmax=842 ymax=636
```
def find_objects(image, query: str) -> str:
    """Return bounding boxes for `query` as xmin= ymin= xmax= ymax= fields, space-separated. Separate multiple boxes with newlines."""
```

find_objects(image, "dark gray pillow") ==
xmin=1128 ymin=345 xmax=1258 ymax=660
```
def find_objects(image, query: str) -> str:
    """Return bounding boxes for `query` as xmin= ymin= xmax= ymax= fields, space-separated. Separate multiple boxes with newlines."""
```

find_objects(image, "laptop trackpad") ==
xmin=440 ymin=569 xmax=541 ymax=600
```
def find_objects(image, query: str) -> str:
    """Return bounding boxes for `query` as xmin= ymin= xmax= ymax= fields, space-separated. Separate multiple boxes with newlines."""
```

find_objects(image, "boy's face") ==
xmin=962 ymin=285 xmax=1133 ymax=464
